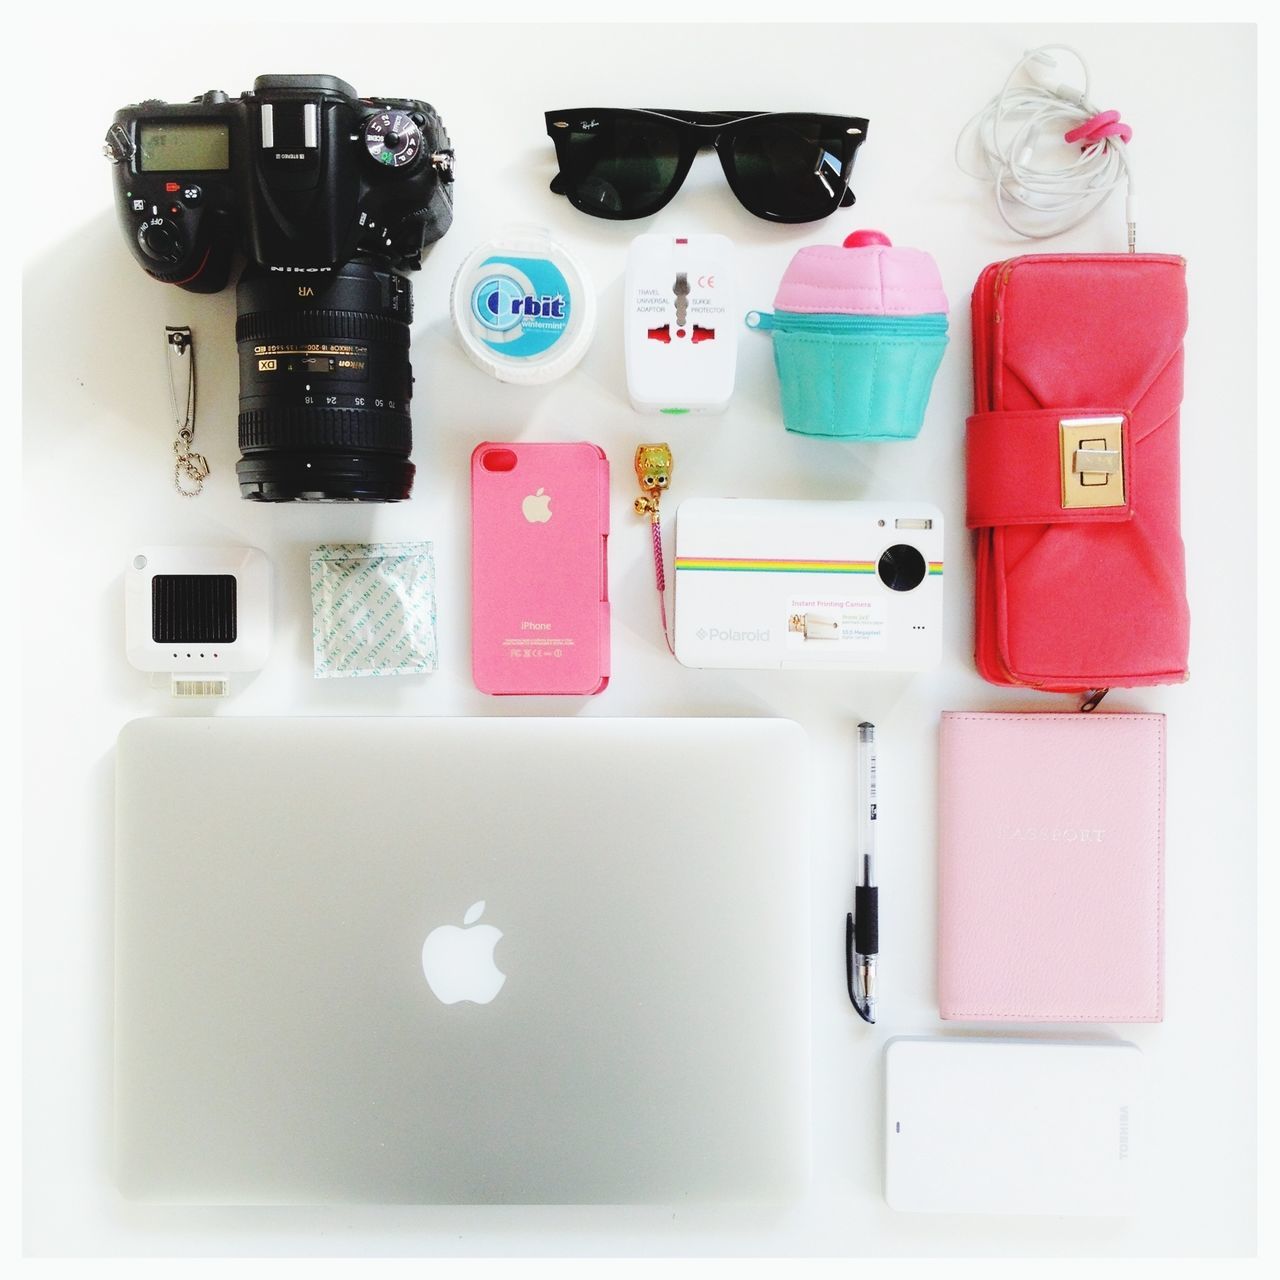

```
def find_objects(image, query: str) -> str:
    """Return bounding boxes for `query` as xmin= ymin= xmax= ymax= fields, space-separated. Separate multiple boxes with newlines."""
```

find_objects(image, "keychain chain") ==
xmin=165 ymin=326 xmax=208 ymax=497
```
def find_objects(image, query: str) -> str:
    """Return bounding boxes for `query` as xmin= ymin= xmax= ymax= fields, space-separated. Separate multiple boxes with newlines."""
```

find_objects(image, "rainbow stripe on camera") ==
xmin=675 ymin=556 xmax=943 ymax=575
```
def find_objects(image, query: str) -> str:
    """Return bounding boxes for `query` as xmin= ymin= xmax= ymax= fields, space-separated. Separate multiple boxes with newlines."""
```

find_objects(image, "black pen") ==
xmin=846 ymin=721 xmax=879 ymax=1022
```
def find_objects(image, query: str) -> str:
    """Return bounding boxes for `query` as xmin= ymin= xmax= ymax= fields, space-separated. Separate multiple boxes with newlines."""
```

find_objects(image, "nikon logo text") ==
xmin=268 ymin=265 xmax=333 ymax=273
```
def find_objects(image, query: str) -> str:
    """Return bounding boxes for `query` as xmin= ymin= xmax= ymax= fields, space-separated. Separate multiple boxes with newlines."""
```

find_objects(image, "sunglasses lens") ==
xmin=558 ymin=115 xmax=682 ymax=217
xmin=726 ymin=115 xmax=856 ymax=220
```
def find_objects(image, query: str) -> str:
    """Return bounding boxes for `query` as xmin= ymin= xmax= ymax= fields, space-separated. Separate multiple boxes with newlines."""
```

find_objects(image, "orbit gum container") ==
xmin=746 ymin=230 xmax=949 ymax=441
xmin=450 ymin=226 xmax=596 ymax=384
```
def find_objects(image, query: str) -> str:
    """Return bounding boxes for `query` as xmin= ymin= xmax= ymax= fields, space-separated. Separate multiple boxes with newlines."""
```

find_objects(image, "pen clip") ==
xmin=845 ymin=912 xmax=857 ymax=1009
xmin=847 ymin=908 xmax=876 ymax=1023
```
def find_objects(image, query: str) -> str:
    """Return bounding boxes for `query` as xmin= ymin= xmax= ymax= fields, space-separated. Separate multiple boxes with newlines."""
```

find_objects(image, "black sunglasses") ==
xmin=544 ymin=109 xmax=869 ymax=223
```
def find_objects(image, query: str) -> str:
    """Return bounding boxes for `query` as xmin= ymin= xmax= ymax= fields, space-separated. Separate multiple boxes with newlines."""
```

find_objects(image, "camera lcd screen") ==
xmin=139 ymin=122 xmax=230 ymax=172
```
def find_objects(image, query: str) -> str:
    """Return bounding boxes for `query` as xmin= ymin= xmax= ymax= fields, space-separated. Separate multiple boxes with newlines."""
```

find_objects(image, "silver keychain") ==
xmin=165 ymin=325 xmax=208 ymax=497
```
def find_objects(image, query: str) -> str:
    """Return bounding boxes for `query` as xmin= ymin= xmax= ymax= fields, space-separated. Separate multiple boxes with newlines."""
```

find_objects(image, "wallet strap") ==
xmin=966 ymin=407 xmax=1134 ymax=528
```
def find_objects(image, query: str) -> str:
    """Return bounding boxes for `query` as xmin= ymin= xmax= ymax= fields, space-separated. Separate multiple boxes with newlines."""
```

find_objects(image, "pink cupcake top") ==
xmin=772 ymin=230 xmax=949 ymax=317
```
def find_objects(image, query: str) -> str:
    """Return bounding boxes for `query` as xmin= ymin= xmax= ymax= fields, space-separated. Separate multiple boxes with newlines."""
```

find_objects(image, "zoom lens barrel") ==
xmin=235 ymin=259 xmax=415 ymax=501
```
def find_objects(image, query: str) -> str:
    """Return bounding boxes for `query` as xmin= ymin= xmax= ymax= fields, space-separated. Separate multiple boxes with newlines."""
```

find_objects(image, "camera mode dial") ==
xmin=137 ymin=217 xmax=184 ymax=265
xmin=364 ymin=110 xmax=422 ymax=169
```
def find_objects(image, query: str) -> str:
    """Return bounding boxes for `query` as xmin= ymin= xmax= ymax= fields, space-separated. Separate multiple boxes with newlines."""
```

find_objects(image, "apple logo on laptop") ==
xmin=421 ymin=900 xmax=506 ymax=1005
xmin=522 ymin=488 xmax=552 ymax=523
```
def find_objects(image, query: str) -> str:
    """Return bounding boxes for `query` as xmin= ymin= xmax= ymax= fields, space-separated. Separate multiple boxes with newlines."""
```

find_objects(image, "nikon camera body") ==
xmin=105 ymin=75 xmax=455 ymax=502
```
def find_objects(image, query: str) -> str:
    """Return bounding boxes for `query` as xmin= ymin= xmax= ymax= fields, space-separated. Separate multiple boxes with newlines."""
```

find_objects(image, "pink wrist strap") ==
xmin=651 ymin=519 xmax=675 ymax=656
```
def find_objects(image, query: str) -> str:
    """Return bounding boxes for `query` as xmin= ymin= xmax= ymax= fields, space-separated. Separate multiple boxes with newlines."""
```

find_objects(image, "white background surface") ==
xmin=20 ymin=20 xmax=1257 ymax=1258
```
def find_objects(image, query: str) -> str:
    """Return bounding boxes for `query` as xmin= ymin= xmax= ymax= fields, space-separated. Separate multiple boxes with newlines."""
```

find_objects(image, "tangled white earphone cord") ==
xmin=956 ymin=44 xmax=1136 ymax=250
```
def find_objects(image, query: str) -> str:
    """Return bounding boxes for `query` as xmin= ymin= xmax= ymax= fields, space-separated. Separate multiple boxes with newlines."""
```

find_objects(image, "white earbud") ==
xmin=1022 ymin=49 xmax=1061 ymax=91
xmin=1021 ymin=48 xmax=1087 ymax=105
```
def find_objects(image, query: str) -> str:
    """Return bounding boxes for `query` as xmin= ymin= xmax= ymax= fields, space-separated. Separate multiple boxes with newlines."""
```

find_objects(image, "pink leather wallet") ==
xmin=938 ymin=711 xmax=1165 ymax=1023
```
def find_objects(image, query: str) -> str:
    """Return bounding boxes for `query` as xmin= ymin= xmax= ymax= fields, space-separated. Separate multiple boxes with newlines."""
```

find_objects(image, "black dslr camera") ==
xmin=105 ymin=75 xmax=455 ymax=501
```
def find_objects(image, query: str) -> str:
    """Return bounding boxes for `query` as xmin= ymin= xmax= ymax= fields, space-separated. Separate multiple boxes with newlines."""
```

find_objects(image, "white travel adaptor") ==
xmin=624 ymin=233 xmax=737 ymax=414
xmin=125 ymin=546 xmax=272 ymax=697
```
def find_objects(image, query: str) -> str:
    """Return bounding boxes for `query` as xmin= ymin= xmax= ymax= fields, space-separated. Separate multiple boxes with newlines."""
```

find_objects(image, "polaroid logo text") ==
xmin=706 ymin=627 xmax=771 ymax=643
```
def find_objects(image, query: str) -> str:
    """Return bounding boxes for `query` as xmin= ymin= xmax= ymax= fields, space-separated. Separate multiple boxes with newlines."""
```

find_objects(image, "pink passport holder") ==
xmin=937 ymin=712 xmax=1165 ymax=1023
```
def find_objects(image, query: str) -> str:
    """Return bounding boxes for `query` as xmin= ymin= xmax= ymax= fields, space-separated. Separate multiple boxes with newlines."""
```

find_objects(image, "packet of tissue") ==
xmin=309 ymin=542 xmax=438 ymax=678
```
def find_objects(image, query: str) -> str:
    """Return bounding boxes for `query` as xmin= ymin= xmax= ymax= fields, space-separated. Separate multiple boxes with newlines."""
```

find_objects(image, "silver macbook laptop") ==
xmin=115 ymin=717 xmax=810 ymax=1205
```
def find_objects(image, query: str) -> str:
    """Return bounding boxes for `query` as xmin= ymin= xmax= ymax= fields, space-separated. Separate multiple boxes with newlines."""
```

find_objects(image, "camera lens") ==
xmin=235 ymin=259 xmax=415 ymax=501
xmin=877 ymin=543 xmax=928 ymax=592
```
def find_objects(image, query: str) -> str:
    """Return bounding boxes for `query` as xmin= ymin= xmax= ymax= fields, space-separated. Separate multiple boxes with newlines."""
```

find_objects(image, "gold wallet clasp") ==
xmin=1059 ymin=416 xmax=1126 ymax=509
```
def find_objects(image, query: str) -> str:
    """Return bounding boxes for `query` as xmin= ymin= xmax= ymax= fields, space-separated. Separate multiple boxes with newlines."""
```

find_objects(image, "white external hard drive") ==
xmin=674 ymin=498 xmax=943 ymax=671
xmin=884 ymin=1037 xmax=1143 ymax=1216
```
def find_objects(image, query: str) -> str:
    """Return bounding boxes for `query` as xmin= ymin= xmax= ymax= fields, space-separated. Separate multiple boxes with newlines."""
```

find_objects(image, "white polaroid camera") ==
xmin=674 ymin=499 xmax=943 ymax=671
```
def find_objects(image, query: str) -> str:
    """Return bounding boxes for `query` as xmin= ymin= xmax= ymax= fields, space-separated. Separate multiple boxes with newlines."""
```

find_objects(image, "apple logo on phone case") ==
xmin=421 ymin=900 xmax=507 ymax=1005
xmin=522 ymin=488 xmax=552 ymax=523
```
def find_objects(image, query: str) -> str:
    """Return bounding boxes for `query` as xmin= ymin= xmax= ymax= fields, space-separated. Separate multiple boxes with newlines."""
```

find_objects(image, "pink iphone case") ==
xmin=471 ymin=441 xmax=610 ymax=696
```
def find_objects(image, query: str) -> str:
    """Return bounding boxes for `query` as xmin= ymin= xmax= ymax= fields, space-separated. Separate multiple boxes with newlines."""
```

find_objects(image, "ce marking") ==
xmin=697 ymin=274 xmax=717 ymax=288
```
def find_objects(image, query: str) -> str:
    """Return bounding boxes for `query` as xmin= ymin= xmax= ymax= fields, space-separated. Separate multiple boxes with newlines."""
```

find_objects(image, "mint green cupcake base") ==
xmin=748 ymin=309 xmax=948 ymax=441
